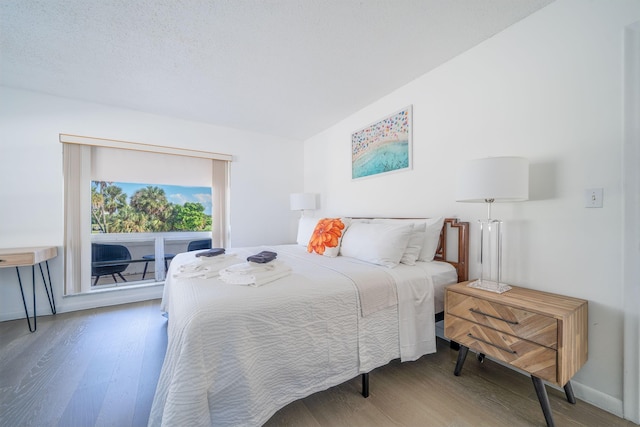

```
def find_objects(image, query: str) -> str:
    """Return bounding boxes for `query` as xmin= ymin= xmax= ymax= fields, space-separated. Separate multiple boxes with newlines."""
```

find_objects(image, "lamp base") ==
xmin=467 ymin=279 xmax=512 ymax=294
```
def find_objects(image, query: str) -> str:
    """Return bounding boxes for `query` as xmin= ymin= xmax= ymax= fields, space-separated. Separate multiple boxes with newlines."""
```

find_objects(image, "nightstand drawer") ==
xmin=447 ymin=291 xmax=558 ymax=348
xmin=445 ymin=315 xmax=557 ymax=383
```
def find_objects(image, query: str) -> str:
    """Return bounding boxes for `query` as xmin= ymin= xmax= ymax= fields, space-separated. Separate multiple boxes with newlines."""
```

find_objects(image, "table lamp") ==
xmin=456 ymin=156 xmax=529 ymax=293
xmin=290 ymin=193 xmax=317 ymax=217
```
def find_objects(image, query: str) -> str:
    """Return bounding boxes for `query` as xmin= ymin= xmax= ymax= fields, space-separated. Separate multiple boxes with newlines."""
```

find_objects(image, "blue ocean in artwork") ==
xmin=352 ymin=141 xmax=409 ymax=179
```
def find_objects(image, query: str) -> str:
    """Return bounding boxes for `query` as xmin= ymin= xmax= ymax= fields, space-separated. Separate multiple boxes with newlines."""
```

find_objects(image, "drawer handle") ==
xmin=469 ymin=308 xmax=519 ymax=325
xmin=467 ymin=333 xmax=517 ymax=355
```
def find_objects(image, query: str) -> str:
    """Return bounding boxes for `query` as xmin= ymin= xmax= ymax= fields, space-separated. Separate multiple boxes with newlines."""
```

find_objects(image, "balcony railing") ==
xmin=91 ymin=231 xmax=211 ymax=287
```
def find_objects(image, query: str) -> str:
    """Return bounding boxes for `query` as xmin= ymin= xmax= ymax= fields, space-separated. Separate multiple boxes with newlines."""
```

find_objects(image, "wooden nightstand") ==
xmin=444 ymin=281 xmax=588 ymax=427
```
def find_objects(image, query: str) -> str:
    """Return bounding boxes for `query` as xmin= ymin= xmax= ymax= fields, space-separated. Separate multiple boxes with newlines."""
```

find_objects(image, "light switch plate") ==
xmin=585 ymin=188 xmax=603 ymax=208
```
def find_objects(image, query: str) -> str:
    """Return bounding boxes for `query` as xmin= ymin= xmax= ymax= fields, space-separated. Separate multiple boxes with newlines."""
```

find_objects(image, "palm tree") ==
xmin=130 ymin=186 xmax=171 ymax=232
xmin=110 ymin=205 xmax=147 ymax=233
xmin=103 ymin=185 xmax=127 ymax=214
xmin=91 ymin=181 xmax=127 ymax=233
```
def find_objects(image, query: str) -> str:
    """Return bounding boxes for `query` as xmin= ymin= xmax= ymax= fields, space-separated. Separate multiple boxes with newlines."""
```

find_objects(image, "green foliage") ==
xmin=130 ymin=186 xmax=171 ymax=232
xmin=91 ymin=182 xmax=212 ymax=233
xmin=171 ymin=202 xmax=212 ymax=231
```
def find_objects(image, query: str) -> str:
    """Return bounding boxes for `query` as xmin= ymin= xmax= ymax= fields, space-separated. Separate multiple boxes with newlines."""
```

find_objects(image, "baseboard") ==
xmin=0 ymin=284 xmax=164 ymax=322
xmin=572 ymin=381 xmax=624 ymax=419
xmin=60 ymin=283 xmax=164 ymax=313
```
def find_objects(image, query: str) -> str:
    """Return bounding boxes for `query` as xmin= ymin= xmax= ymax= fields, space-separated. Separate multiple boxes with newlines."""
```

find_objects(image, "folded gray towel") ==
xmin=196 ymin=248 xmax=226 ymax=257
xmin=246 ymin=251 xmax=277 ymax=263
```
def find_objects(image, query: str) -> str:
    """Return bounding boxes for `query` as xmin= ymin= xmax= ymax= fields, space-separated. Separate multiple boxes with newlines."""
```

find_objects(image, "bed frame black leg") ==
xmin=361 ymin=373 xmax=369 ymax=398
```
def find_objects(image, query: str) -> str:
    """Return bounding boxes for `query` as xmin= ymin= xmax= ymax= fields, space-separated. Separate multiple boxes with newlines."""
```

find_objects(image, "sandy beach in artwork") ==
xmin=352 ymin=132 xmax=409 ymax=163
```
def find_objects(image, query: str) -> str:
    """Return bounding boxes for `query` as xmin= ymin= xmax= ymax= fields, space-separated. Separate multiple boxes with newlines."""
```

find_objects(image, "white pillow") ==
xmin=370 ymin=218 xmax=426 ymax=231
xmin=340 ymin=222 xmax=414 ymax=268
xmin=370 ymin=219 xmax=426 ymax=265
xmin=400 ymin=230 xmax=425 ymax=265
xmin=296 ymin=217 xmax=318 ymax=246
xmin=348 ymin=218 xmax=370 ymax=225
xmin=418 ymin=217 xmax=445 ymax=262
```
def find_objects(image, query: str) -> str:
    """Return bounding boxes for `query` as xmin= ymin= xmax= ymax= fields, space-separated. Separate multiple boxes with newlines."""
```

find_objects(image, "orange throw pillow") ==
xmin=307 ymin=217 xmax=350 ymax=257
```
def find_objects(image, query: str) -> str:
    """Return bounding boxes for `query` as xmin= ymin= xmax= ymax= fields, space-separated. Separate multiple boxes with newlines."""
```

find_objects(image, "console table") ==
xmin=0 ymin=246 xmax=58 ymax=332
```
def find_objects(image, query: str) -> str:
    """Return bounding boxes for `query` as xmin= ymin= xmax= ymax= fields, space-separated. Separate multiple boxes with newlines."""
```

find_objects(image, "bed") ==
xmin=148 ymin=217 xmax=468 ymax=427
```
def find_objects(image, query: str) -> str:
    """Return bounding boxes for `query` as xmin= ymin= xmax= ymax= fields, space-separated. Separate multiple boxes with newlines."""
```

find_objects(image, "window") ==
xmin=61 ymin=134 xmax=231 ymax=294
xmin=91 ymin=181 xmax=213 ymax=234
xmin=90 ymin=181 xmax=212 ymax=286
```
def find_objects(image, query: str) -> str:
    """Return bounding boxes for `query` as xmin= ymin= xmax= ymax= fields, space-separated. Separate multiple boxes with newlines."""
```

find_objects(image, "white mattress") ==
xmin=149 ymin=245 xmax=457 ymax=427
xmin=413 ymin=260 xmax=459 ymax=314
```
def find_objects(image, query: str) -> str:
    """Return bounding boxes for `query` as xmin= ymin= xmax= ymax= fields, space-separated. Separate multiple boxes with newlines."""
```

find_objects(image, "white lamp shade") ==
xmin=456 ymin=156 xmax=529 ymax=203
xmin=290 ymin=193 xmax=317 ymax=210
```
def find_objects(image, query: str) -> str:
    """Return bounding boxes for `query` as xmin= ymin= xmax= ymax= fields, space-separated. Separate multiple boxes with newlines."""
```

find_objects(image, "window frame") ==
xmin=61 ymin=134 xmax=231 ymax=294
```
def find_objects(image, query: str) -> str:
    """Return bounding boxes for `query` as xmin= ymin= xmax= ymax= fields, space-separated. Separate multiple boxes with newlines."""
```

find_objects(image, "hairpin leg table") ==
xmin=0 ymin=246 xmax=58 ymax=332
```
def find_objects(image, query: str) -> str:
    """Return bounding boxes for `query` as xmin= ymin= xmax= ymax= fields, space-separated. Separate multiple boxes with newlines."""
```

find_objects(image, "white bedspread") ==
xmin=149 ymin=245 xmax=454 ymax=427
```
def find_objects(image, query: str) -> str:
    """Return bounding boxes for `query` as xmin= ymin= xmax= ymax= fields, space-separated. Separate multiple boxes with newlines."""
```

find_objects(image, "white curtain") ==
xmin=63 ymin=143 xmax=91 ymax=295
xmin=212 ymin=159 xmax=230 ymax=248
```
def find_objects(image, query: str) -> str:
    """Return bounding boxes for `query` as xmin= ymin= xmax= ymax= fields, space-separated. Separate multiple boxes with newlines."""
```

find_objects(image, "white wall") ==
xmin=623 ymin=20 xmax=640 ymax=424
xmin=304 ymin=0 xmax=640 ymax=419
xmin=0 ymin=87 xmax=303 ymax=318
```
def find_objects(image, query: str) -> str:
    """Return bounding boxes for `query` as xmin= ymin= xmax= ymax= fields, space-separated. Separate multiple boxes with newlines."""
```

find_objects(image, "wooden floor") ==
xmin=0 ymin=300 xmax=634 ymax=427
xmin=0 ymin=299 xmax=166 ymax=427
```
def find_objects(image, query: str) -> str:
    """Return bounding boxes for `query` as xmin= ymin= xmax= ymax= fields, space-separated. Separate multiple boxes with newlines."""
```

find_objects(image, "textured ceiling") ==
xmin=0 ymin=0 xmax=554 ymax=140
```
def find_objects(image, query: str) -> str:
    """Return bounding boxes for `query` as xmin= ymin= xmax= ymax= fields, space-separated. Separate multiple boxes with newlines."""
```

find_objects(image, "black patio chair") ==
xmin=187 ymin=239 xmax=212 ymax=251
xmin=92 ymin=243 xmax=132 ymax=286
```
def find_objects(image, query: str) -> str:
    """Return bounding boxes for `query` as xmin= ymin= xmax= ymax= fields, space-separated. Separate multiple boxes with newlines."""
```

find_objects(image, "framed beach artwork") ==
xmin=351 ymin=105 xmax=413 ymax=180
